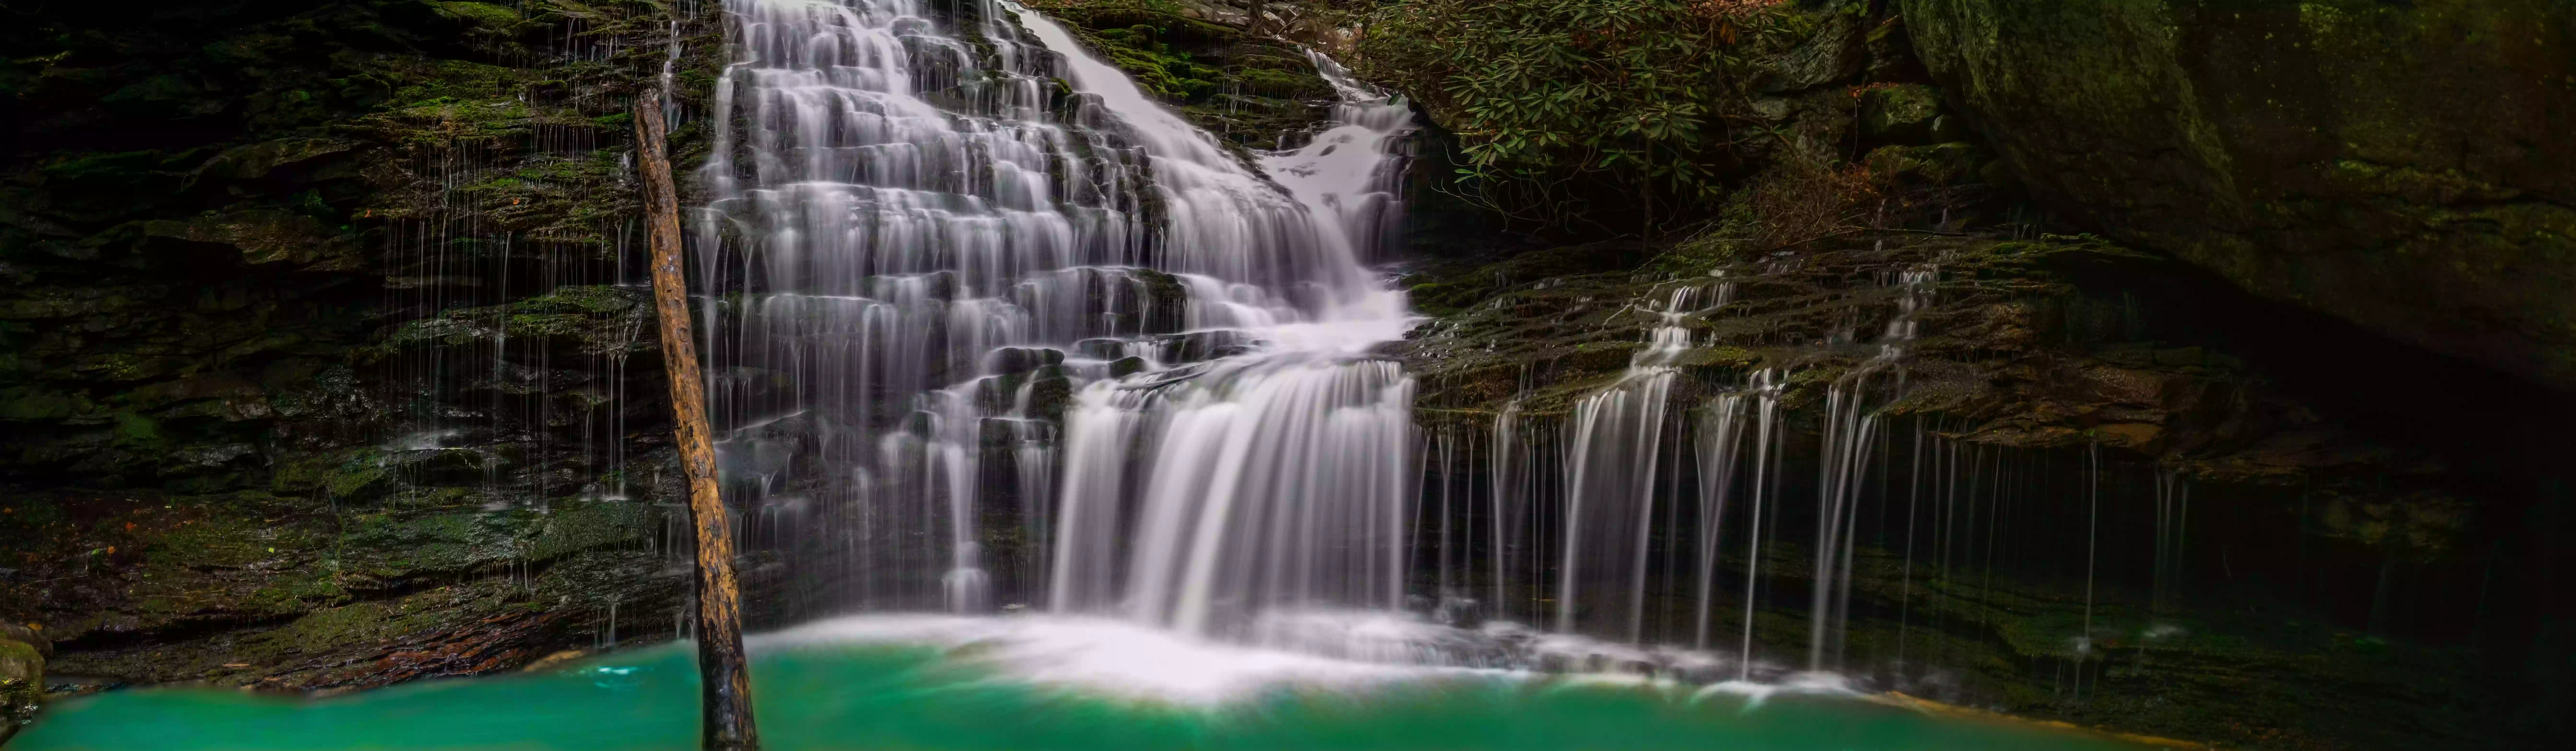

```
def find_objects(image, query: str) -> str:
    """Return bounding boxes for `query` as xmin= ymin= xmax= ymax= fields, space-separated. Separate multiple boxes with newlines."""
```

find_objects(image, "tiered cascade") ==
xmin=696 ymin=0 xmax=1418 ymax=636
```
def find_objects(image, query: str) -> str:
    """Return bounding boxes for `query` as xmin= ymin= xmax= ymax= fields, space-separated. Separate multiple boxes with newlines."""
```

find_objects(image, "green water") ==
xmin=10 ymin=641 xmax=2155 ymax=751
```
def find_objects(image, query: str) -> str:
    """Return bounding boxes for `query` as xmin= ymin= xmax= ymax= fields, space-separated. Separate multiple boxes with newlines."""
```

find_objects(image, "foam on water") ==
xmin=755 ymin=614 xmax=1487 ymax=703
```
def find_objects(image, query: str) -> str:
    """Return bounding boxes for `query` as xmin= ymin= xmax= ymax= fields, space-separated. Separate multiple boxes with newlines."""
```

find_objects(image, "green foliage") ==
xmin=1356 ymin=0 xmax=1801 ymax=234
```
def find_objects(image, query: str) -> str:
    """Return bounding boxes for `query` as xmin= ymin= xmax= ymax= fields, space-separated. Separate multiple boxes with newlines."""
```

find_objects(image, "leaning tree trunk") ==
xmin=634 ymin=93 xmax=761 ymax=751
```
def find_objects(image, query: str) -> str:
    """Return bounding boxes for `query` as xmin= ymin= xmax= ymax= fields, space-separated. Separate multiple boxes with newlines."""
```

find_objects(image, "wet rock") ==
xmin=1071 ymin=338 xmax=1131 ymax=360
xmin=1161 ymin=330 xmax=1258 ymax=363
xmin=0 ymin=624 xmax=50 ymax=660
xmin=984 ymin=347 xmax=1066 ymax=376
xmin=517 ymin=649 xmax=590 ymax=673
xmin=0 ymin=639 xmax=38 ymax=684
xmin=0 ymin=634 xmax=39 ymax=731
xmin=1024 ymin=365 xmax=1076 ymax=423
xmin=1433 ymin=596 xmax=1484 ymax=631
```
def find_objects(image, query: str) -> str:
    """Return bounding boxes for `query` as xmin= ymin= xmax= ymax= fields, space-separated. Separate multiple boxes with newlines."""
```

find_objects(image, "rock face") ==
xmin=1902 ymin=0 xmax=2576 ymax=389
xmin=0 ymin=0 xmax=715 ymax=691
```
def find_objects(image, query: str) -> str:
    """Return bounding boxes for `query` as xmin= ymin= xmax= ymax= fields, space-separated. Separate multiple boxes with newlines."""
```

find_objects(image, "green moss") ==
xmin=347 ymin=510 xmax=520 ymax=575
xmin=272 ymin=448 xmax=393 ymax=500
xmin=147 ymin=514 xmax=278 ymax=570
xmin=1233 ymin=67 xmax=1329 ymax=99
xmin=0 ymin=639 xmax=38 ymax=685
xmin=0 ymin=387 xmax=89 ymax=421
xmin=1037 ymin=6 xmax=1332 ymax=148
xmin=437 ymin=1 xmax=529 ymax=30
xmin=1858 ymin=84 xmax=1960 ymax=143
xmin=110 ymin=412 xmax=160 ymax=443
xmin=383 ymin=285 xmax=651 ymax=357
xmin=525 ymin=501 xmax=655 ymax=562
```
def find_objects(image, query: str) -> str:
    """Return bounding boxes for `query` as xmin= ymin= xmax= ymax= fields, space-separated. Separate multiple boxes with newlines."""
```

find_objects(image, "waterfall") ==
xmin=1446 ymin=264 xmax=1954 ymax=674
xmin=1489 ymin=402 xmax=1528 ymax=622
xmin=1737 ymin=370 xmax=1784 ymax=679
xmin=1037 ymin=18 xmax=1422 ymax=637
xmin=694 ymin=0 xmax=2031 ymax=685
xmin=2152 ymin=470 xmax=2189 ymax=613
xmin=1691 ymin=391 xmax=1750 ymax=649
xmin=698 ymin=0 xmax=1416 ymax=634
xmin=1262 ymin=50 xmax=1414 ymax=266
xmin=1804 ymin=265 xmax=1931 ymax=669
xmin=1555 ymin=370 xmax=1674 ymax=641
xmin=1551 ymin=284 xmax=1712 ymax=640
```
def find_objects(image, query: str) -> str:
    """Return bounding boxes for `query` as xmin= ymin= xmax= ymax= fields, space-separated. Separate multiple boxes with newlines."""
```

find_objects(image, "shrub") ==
xmin=1355 ymin=0 xmax=1799 ymax=236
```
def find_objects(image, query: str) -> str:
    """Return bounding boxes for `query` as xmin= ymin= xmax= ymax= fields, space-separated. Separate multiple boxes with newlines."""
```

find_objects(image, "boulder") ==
xmin=0 ymin=623 xmax=44 ymax=659
xmin=0 ymin=633 xmax=39 ymax=729
xmin=1858 ymin=84 xmax=1967 ymax=145
xmin=1903 ymin=0 xmax=2576 ymax=388
xmin=0 ymin=639 xmax=37 ymax=684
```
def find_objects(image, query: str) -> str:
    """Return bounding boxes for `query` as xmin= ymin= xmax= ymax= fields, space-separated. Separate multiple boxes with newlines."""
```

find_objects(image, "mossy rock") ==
xmin=1903 ymin=0 xmax=2576 ymax=389
xmin=1856 ymin=83 xmax=1961 ymax=145
xmin=0 ymin=635 xmax=41 ymax=731
xmin=271 ymin=447 xmax=394 ymax=500
xmin=1863 ymin=141 xmax=1994 ymax=189
xmin=0 ymin=639 xmax=38 ymax=686
xmin=524 ymin=501 xmax=656 ymax=562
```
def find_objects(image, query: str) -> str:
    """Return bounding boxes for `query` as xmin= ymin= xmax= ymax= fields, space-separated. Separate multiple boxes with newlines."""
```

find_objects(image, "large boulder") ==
xmin=1902 ymin=0 xmax=2576 ymax=388
xmin=1 ymin=626 xmax=39 ymax=731
xmin=0 ymin=639 xmax=36 ymax=684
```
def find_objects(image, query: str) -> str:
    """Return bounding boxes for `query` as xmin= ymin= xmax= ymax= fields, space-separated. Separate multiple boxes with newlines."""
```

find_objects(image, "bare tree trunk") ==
xmin=634 ymin=94 xmax=760 ymax=751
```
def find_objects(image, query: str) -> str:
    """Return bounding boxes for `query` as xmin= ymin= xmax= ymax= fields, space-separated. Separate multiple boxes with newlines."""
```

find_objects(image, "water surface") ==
xmin=12 ymin=616 xmax=2163 ymax=751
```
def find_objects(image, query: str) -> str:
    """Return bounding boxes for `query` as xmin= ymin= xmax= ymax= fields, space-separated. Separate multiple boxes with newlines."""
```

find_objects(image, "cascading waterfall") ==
xmin=1263 ymin=50 xmax=1413 ymax=266
xmin=1042 ymin=22 xmax=1422 ymax=637
xmin=698 ymin=0 xmax=1418 ymax=635
xmin=691 ymin=0 xmax=2172 ymax=696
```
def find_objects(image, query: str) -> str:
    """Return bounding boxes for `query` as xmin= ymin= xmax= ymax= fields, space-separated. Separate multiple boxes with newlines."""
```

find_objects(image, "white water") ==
xmin=1029 ymin=10 xmax=1421 ymax=637
xmin=752 ymin=611 xmax=1841 ymax=703
xmin=700 ymin=0 xmax=1417 ymax=635
xmin=1553 ymin=280 xmax=1729 ymax=641
xmin=755 ymin=614 xmax=1480 ymax=703
xmin=695 ymin=0 xmax=2003 ymax=695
